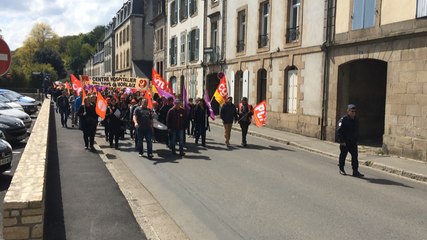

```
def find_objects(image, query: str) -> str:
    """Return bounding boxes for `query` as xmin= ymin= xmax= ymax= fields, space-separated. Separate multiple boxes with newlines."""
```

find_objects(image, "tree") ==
xmin=33 ymin=47 xmax=65 ymax=78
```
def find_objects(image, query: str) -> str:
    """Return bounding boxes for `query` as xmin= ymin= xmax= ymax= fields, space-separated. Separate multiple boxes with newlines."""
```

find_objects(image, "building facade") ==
xmin=104 ymin=21 xmax=116 ymax=76
xmin=326 ymin=0 xmax=427 ymax=161
xmin=114 ymin=0 xmax=154 ymax=78
xmin=224 ymin=0 xmax=327 ymax=137
xmin=165 ymin=0 xmax=205 ymax=98
xmin=152 ymin=0 xmax=167 ymax=78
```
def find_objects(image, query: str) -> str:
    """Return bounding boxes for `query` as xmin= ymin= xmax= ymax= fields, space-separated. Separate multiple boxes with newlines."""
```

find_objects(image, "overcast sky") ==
xmin=0 ymin=0 xmax=126 ymax=51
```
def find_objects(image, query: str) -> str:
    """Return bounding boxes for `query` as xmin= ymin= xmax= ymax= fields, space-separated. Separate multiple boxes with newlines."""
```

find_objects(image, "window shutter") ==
xmin=188 ymin=31 xmax=192 ymax=61
xmin=180 ymin=33 xmax=185 ymax=64
xmin=174 ymin=37 xmax=178 ymax=65
xmin=352 ymin=0 xmax=364 ymax=30
xmin=189 ymin=0 xmax=193 ymax=15
xmin=169 ymin=38 xmax=173 ymax=65
xmin=363 ymin=0 xmax=376 ymax=28
xmin=417 ymin=0 xmax=427 ymax=18
xmin=185 ymin=0 xmax=188 ymax=18
xmin=195 ymin=29 xmax=200 ymax=61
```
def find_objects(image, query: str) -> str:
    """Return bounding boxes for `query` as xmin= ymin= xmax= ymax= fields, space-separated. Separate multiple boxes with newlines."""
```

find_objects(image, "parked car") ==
xmin=0 ymin=92 xmax=39 ymax=115
xmin=0 ymin=115 xmax=28 ymax=143
xmin=0 ymin=130 xmax=13 ymax=173
xmin=0 ymin=103 xmax=32 ymax=128
xmin=0 ymin=94 xmax=24 ymax=111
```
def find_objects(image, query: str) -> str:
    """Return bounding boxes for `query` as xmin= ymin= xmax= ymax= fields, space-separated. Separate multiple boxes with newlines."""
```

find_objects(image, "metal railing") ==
xmin=237 ymin=40 xmax=245 ymax=53
xmin=287 ymin=26 xmax=300 ymax=43
xmin=258 ymin=34 xmax=269 ymax=48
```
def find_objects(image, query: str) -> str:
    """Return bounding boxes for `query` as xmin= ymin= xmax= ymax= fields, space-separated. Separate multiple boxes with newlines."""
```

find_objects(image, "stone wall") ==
xmin=3 ymin=99 xmax=51 ymax=240
xmin=327 ymin=36 xmax=427 ymax=161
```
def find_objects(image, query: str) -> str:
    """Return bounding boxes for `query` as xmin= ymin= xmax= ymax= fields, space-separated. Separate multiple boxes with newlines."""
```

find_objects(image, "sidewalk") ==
xmin=43 ymin=107 xmax=147 ymax=240
xmin=210 ymin=119 xmax=427 ymax=183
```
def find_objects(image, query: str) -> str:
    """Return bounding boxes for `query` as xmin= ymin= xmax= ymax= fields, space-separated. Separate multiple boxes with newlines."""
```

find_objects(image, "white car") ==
xmin=0 ymin=94 xmax=24 ymax=111
xmin=0 ymin=103 xmax=32 ymax=128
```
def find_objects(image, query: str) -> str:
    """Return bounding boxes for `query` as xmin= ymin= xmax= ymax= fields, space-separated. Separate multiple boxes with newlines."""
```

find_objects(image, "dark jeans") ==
xmin=59 ymin=109 xmax=69 ymax=126
xmin=83 ymin=130 xmax=95 ymax=148
xmin=137 ymin=127 xmax=153 ymax=155
xmin=170 ymin=130 xmax=185 ymax=153
xmin=339 ymin=142 xmax=359 ymax=171
xmin=195 ymin=125 xmax=206 ymax=145
xmin=239 ymin=122 xmax=250 ymax=144
xmin=109 ymin=132 xmax=119 ymax=148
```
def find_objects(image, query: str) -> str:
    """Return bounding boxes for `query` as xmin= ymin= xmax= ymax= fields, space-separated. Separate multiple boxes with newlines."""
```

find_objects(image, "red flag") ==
xmin=253 ymin=100 xmax=267 ymax=127
xmin=213 ymin=76 xmax=228 ymax=105
xmin=96 ymin=92 xmax=107 ymax=120
xmin=70 ymin=74 xmax=83 ymax=94
xmin=152 ymin=68 xmax=172 ymax=93
xmin=144 ymin=88 xmax=153 ymax=109
xmin=65 ymin=82 xmax=71 ymax=95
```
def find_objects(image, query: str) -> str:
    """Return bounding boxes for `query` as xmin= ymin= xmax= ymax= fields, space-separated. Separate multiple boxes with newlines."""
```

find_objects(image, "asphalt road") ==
xmin=109 ymin=124 xmax=427 ymax=240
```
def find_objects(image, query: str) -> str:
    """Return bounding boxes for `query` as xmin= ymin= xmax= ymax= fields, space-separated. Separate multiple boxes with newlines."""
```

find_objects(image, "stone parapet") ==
xmin=3 ymin=100 xmax=51 ymax=240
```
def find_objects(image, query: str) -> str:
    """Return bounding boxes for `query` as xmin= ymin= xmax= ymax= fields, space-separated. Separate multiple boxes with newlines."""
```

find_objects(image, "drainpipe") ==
xmin=320 ymin=0 xmax=335 ymax=140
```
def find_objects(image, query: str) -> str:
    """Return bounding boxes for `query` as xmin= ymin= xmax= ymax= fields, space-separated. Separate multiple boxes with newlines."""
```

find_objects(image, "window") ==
xmin=170 ymin=36 xmax=178 ymax=65
xmin=180 ymin=0 xmax=188 ymax=21
xmin=126 ymin=49 xmax=130 ymax=67
xmin=417 ymin=0 xmax=427 ymax=18
xmin=127 ymin=25 xmax=130 ymax=42
xmin=237 ymin=10 xmax=246 ymax=52
xmin=116 ymin=33 xmax=119 ymax=47
xmin=257 ymin=69 xmax=267 ymax=103
xmin=180 ymin=32 xmax=186 ymax=64
xmin=211 ymin=21 xmax=218 ymax=49
xmin=286 ymin=69 xmax=298 ymax=114
xmin=352 ymin=0 xmax=376 ymax=30
xmin=154 ymin=0 xmax=164 ymax=16
xmin=189 ymin=0 xmax=198 ymax=16
xmin=119 ymin=31 xmax=122 ymax=46
xmin=170 ymin=1 xmax=178 ymax=25
xmin=155 ymin=28 xmax=164 ymax=51
xmin=287 ymin=0 xmax=300 ymax=42
xmin=188 ymin=28 xmax=200 ymax=61
xmin=116 ymin=54 xmax=119 ymax=69
xmin=120 ymin=52 xmax=123 ymax=69
xmin=258 ymin=1 xmax=270 ymax=48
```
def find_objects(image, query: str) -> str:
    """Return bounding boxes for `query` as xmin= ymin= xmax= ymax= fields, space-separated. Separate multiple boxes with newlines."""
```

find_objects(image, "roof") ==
xmin=132 ymin=60 xmax=152 ymax=79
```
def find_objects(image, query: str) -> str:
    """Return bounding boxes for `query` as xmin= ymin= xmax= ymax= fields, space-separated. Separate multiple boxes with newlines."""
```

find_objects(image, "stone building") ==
xmin=104 ymin=21 xmax=115 ymax=76
xmin=151 ymin=0 xmax=167 ymax=78
xmin=326 ymin=0 xmax=427 ymax=161
xmin=114 ymin=0 xmax=154 ymax=78
xmin=165 ymin=0 xmax=205 ymax=98
xmin=224 ymin=0 xmax=327 ymax=137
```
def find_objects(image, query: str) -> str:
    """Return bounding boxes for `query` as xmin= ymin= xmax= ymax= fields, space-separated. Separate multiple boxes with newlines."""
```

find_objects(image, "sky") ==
xmin=0 ymin=0 xmax=127 ymax=51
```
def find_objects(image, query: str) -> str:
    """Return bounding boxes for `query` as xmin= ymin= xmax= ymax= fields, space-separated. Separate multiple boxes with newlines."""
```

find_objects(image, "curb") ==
xmin=210 ymin=122 xmax=427 ymax=183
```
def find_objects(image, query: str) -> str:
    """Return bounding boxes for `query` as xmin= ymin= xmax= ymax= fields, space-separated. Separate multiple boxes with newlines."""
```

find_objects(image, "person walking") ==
xmin=133 ymin=98 xmax=154 ymax=159
xmin=187 ymin=98 xmax=195 ymax=137
xmin=193 ymin=98 xmax=209 ymax=146
xmin=237 ymin=97 xmax=253 ymax=147
xmin=159 ymin=97 xmax=174 ymax=148
xmin=56 ymin=91 xmax=70 ymax=128
xmin=77 ymin=97 xmax=98 ymax=150
xmin=106 ymin=98 xmax=122 ymax=149
xmin=336 ymin=104 xmax=364 ymax=177
xmin=74 ymin=91 xmax=83 ymax=129
xmin=220 ymin=96 xmax=238 ymax=147
xmin=167 ymin=99 xmax=187 ymax=156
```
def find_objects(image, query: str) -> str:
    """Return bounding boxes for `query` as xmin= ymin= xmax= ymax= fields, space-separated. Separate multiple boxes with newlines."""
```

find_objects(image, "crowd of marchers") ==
xmin=51 ymin=86 xmax=255 ymax=159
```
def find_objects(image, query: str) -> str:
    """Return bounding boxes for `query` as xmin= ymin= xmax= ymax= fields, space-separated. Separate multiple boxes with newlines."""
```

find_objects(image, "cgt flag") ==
xmin=70 ymin=74 xmax=83 ymax=95
xmin=253 ymin=100 xmax=267 ymax=127
xmin=213 ymin=75 xmax=228 ymax=105
xmin=152 ymin=68 xmax=172 ymax=93
xmin=96 ymin=92 xmax=107 ymax=119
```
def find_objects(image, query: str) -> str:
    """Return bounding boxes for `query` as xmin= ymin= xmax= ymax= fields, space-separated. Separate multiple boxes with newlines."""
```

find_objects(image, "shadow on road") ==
xmin=0 ymin=174 xmax=12 ymax=192
xmin=44 ymin=105 xmax=66 ymax=240
xmin=362 ymin=177 xmax=414 ymax=188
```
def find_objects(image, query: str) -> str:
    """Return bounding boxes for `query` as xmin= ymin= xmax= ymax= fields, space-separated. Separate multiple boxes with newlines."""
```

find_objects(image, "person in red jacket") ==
xmin=167 ymin=99 xmax=187 ymax=156
xmin=237 ymin=97 xmax=253 ymax=147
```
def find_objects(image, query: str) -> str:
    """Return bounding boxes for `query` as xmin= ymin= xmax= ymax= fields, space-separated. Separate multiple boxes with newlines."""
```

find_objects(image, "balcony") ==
xmin=236 ymin=40 xmax=245 ymax=53
xmin=258 ymin=34 xmax=269 ymax=48
xmin=204 ymin=46 xmax=221 ymax=64
xmin=286 ymin=26 xmax=300 ymax=43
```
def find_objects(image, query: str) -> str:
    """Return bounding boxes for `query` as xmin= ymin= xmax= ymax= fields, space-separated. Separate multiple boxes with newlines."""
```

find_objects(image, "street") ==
xmin=99 ymin=124 xmax=427 ymax=240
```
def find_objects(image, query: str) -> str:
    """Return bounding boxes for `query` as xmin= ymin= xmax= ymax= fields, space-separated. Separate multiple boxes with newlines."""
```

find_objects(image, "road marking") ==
xmin=0 ymin=53 xmax=8 ymax=61
xmin=12 ymin=151 xmax=21 ymax=154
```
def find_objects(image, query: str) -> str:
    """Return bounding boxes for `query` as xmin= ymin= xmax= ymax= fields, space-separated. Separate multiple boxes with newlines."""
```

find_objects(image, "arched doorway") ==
xmin=234 ymin=71 xmax=243 ymax=105
xmin=257 ymin=68 xmax=267 ymax=103
xmin=337 ymin=59 xmax=387 ymax=146
xmin=206 ymin=73 xmax=220 ymax=114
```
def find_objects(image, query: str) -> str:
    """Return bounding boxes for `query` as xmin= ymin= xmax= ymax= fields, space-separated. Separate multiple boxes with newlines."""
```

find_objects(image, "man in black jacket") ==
xmin=336 ymin=104 xmax=364 ymax=177
xmin=220 ymin=97 xmax=238 ymax=147
xmin=56 ymin=90 xmax=70 ymax=128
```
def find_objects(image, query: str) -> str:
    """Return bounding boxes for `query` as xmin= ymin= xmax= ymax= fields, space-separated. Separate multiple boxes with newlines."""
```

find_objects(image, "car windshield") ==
xmin=0 ymin=95 xmax=11 ymax=103
xmin=0 ymin=103 xmax=11 ymax=110
xmin=4 ymin=91 xmax=22 ymax=99
xmin=0 ymin=92 xmax=18 ymax=101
